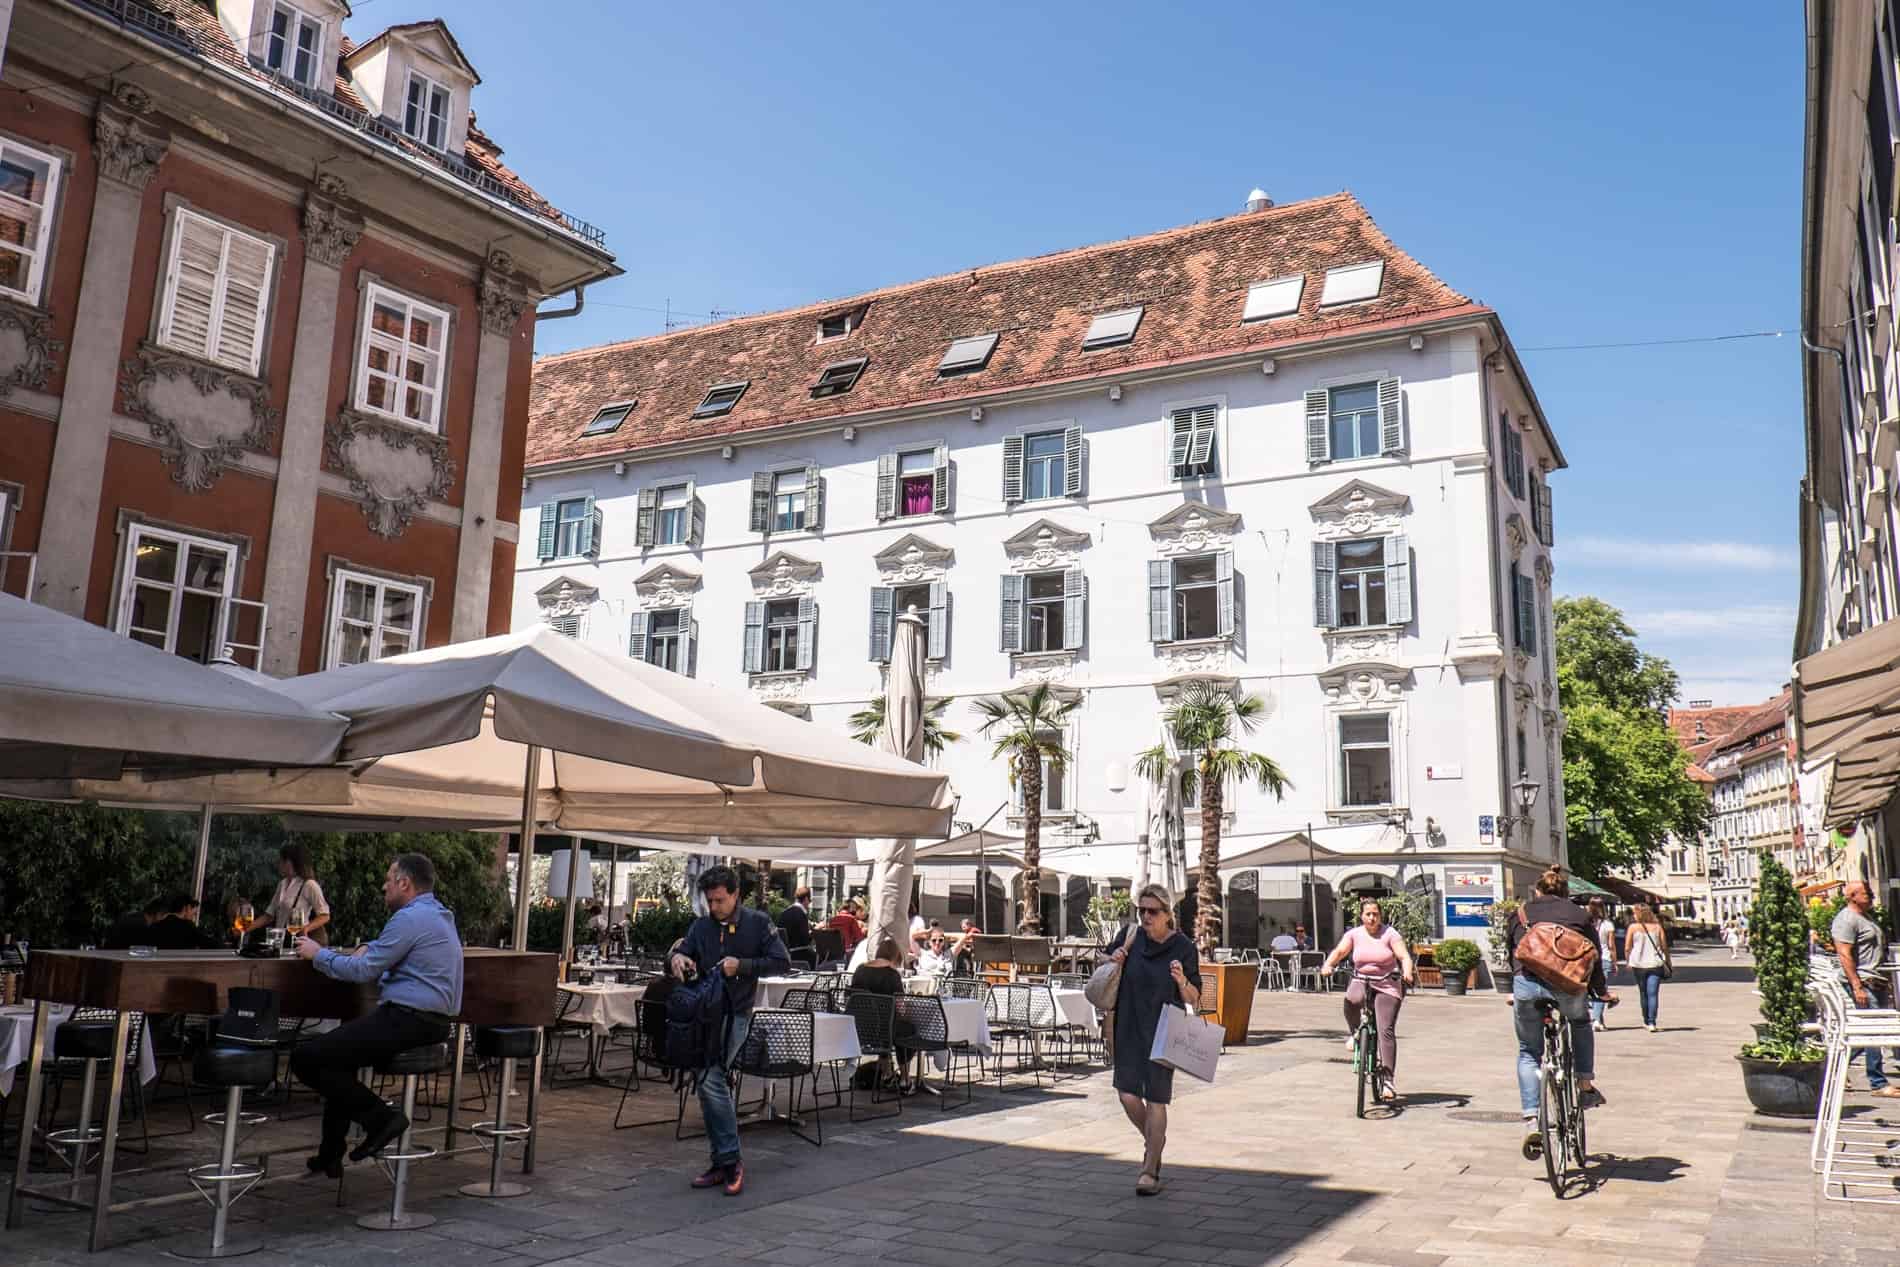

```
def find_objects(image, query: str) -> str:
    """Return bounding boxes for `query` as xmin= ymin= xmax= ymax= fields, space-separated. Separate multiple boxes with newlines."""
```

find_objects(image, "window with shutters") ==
xmin=1336 ymin=538 xmax=1387 ymax=627
xmin=116 ymin=524 xmax=237 ymax=662
xmin=1023 ymin=430 xmax=1067 ymax=501
xmin=552 ymin=498 xmax=590 ymax=558
xmin=402 ymin=70 xmax=451 ymax=150
xmin=772 ymin=470 xmax=808 ymax=532
xmin=0 ymin=138 xmax=60 ymax=307
xmin=646 ymin=609 xmax=686 ymax=673
xmin=326 ymin=568 xmax=422 ymax=668
xmin=1172 ymin=555 xmax=1222 ymax=640
xmin=264 ymin=2 xmax=323 ymax=87
xmin=1024 ymin=572 xmax=1066 ymax=652
xmin=655 ymin=483 xmax=691 ymax=545
xmin=1313 ymin=536 xmax=1410 ymax=630
xmin=1339 ymin=714 xmax=1393 ymax=807
xmin=871 ymin=581 xmax=949 ymax=662
xmin=1148 ymin=547 xmax=1237 ymax=644
xmin=1169 ymin=404 xmax=1219 ymax=479
xmin=157 ymin=209 xmax=276 ymax=377
xmin=763 ymin=598 xmax=802 ymax=672
xmin=1499 ymin=417 xmax=1526 ymax=499
xmin=356 ymin=283 xmax=447 ymax=432
xmin=896 ymin=450 xmax=936 ymax=517
xmin=1511 ymin=568 xmax=1536 ymax=654
xmin=548 ymin=613 xmax=582 ymax=639
xmin=1328 ymin=383 xmax=1382 ymax=461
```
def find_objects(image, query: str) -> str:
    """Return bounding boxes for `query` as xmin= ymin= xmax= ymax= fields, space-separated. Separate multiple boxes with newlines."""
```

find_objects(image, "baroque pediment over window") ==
xmin=873 ymin=533 xmax=953 ymax=584
xmin=1001 ymin=518 xmax=1090 ymax=572
xmin=535 ymin=576 xmax=597 ymax=621
xmin=633 ymin=563 xmax=701 ymax=609
xmin=1309 ymin=479 xmax=1410 ymax=540
xmin=747 ymin=551 xmax=821 ymax=596
xmin=1147 ymin=501 xmax=1241 ymax=556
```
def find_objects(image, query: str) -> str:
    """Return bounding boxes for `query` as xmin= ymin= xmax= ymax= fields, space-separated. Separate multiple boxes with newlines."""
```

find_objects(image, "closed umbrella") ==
xmin=864 ymin=609 xmax=928 ymax=961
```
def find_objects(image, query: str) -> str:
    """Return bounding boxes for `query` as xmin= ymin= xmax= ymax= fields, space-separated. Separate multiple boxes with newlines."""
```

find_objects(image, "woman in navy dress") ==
xmin=1109 ymin=883 xmax=1201 ymax=1196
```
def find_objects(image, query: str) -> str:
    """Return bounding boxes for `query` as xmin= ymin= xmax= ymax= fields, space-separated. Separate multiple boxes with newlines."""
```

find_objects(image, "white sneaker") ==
xmin=1645 ymin=1023 xmax=1658 ymax=1032
xmin=1592 ymin=1021 xmax=1605 ymax=1031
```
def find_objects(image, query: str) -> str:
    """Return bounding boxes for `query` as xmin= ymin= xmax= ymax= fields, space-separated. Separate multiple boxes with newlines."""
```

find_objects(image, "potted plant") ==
xmin=1433 ymin=938 xmax=1481 ymax=995
xmin=1486 ymin=899 xmax=1522 ymax=993
xmin=1738 ymin=857 xmax=1825 ymax=1115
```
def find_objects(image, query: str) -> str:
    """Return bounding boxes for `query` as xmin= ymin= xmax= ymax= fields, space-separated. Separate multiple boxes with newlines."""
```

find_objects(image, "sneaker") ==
xmin=1579 ymin=1086 xmax=1607 ymax=1110
xmin=691 ymin=1164 xmax=730 ymax=1189
xmin=1592 ymin=1021 xmax=1605 ymax=1031
xmin=722 ymin=1161 xmax=745 ymax=1196
xmin=1645 ymin=1023 xmax=1658 ymax=1033
xmin=1521 ymin=1129 xmax=1543 ymax=1159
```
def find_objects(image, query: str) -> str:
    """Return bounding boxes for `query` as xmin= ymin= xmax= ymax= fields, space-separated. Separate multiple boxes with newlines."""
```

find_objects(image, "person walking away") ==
xmin=1588 ymin=899 xmax=1618 ymax=1031
xmin=290 ymin=853 xmax=463 ymax=1178
xmin=1109 ymin=883 xmax=1201 ymax=1196
xmin=261 ymin=843 xmax=331 ymax=946
xmin=668 ymin=865 xmax=790 ymax=1195
xmin=1831 ymin=881 xmax=1899 ymax=1098
xmin=1724 ymin=920 xmax=1740 ymax=959
xmin=1321 ymin=899 xmax=1416 ymax=1101
xmin=1509 ymin=867 xmax=1614 ymax=1158
xmin=1624 ymin=903 xmax=1671 ymax=1032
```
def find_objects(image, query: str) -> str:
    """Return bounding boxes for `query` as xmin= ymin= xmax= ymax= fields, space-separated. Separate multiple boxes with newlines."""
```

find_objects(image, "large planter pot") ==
xmin=1490 ymin=961 xmax=1515 ymax=993
xmin=1443 ymin=974 xmax=1468 ymax=996
xmin=1737 ymin=1053 xmax=1825 ymax=1117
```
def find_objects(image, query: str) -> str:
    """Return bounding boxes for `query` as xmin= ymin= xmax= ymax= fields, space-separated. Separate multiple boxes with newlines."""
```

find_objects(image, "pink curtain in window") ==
xmin=902 ymin=477 xmax=934 ymax=516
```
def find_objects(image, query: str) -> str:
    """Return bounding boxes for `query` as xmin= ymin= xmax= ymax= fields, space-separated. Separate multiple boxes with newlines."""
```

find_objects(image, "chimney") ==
xmin=1244 ymin=188 xmax=1273 ymax=213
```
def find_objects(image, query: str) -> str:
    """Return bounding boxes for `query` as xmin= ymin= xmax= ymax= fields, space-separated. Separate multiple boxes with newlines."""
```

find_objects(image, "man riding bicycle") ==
xmin=1321 ymin=898 xmax=1416 ymax=1101
xmin=1508 ymin=866 xmax=1614 ymax=1156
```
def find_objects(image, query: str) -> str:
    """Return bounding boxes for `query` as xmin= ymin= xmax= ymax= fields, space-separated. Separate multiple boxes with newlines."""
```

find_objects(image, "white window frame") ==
xmin=1334 ymin=536 xmax=1389 ymax=628
xmin=402 ymin=69 xmax=451 ymax=151
xmin=1021 ymin=428 xmax=1068 ymax=502
xmin=1023 ymin=570 xmax=1067 ymax=653
xmin=1162 ymin=392 xmax=1225 ymax=480
xmin=264 ymin=1 xmax=323 ymax=87
xmin=1170 ymin=553 xmax=1223 ymax=641
xmin=157 ymin=207 xmax=277 ymax=377
xmin=1337 ymin=712 xmax=1395 ymax=809
xmin=324 ymin=567 xmax=424 ymax=668
xmin=116 ymin=523 xmax=238 ymax=660
xmin=771 ymin=469 xmax=809 ymax=533
xmin=895 ymin=449 xmax=937 ymax=518
xmin=655 ymin=482 xmax=692 ymax=546
xmin=1327 ymin=382 xmax=1383 ymax=462
xmin=552 ymin=497 xmax=590 ymax=559
xmin=762 ymin=597 xmax=802 ymax=673
xmin=1319 ymin=261 xmax=1385 ymax=306
xmin=644 ymin=607 xmax=688 ymax=673
xmin=354 ymin=282 xmax=449 ymax=433
xmin=0 ymin=136 xmax=61 ymax=307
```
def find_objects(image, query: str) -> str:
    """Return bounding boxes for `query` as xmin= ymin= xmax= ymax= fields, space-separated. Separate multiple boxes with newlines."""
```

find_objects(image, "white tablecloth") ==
xmin=754 ymin=976 xmax=831 ymax=1010
xmin=1052 ymin=987 xmax=1100 ymax=1037
xmin=0 ymin=1005 xmax=158 ymax=1097
xmin=557 ymin=982 xmax=646 ymax=1038
xmin=939 ymin=996 xmax=992 ymax=1058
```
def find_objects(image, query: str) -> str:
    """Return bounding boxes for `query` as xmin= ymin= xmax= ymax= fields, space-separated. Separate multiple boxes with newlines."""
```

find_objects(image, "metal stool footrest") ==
xmin=467 ymin=1119 xmax=532 ymax=1141
xmin=186 ymin=1160 xmax=265 ymax=1187
xmin=373 ymin=1142 xmax=438 ymax=1169
xmin=202 ymin=1111 xmax=270 ymax=1130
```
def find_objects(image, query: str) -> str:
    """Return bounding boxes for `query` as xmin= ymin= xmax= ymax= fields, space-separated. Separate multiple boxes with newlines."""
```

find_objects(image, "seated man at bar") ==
xmin=146 ymin=894 xmax=222 ymax=949
xmin=290 ymin=852 xmax=464 ymax=1177
xmin=102 ymin=897 xmax=167 ymax=949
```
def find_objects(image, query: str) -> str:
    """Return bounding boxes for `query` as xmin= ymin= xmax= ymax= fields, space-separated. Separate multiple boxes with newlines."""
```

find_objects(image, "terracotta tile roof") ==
xmin=1667 ymin=704 xmax=1758 ymax=751
xmin=1713 ymin=688 xmax=1794 ymax=756
xmin=1684 ymin=762 xmax=1715 ymax=785
xmin=526 ymin=192 xmax=1487 ymax=468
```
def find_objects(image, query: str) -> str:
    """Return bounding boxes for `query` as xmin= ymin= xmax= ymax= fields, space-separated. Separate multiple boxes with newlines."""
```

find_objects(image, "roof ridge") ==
xmin=535 ymin=191 xmax=1366 ymax=367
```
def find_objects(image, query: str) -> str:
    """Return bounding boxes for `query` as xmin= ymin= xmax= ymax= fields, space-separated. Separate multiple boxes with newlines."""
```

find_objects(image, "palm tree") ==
xmin=973 ymin=684 xmax=1077 ymax=934
xmin=1135 ymin=681 xmax=1290 ymax=950
xmin=847 ymin=696 xmax=963 ymax=759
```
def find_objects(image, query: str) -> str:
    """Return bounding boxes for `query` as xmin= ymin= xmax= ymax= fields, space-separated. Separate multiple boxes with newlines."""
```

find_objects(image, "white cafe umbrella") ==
xmin=864 ymin=609 xmax=929 ymax=960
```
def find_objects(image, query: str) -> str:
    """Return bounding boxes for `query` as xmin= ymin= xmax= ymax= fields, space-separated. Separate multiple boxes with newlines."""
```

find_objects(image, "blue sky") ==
xmin=386 ymin=1 xmax=1803 ymax=706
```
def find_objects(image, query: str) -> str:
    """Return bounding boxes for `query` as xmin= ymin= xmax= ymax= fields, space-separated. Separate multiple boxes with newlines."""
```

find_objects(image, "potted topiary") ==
xmin=1433 ymin=938 xmax=1481 ymax=995
xmin=1738 ymin=857 xmax=1826 ymax=1115
xmin=1486 ymin=899 xmax=1522 ymax=993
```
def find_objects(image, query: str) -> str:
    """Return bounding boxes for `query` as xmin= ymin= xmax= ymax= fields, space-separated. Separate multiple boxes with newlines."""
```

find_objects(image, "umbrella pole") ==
xmin=190 ymin=805 xmax=214 ymax=906
xmin=560 ymin=837 xmax=582 ymax=969
xmin=512 ymin=746 xmax=541 ymax=953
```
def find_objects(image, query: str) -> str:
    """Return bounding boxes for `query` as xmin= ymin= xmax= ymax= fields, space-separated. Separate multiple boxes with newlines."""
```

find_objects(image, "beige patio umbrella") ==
xmin=864 ymin=608 xmax=929 ymax=960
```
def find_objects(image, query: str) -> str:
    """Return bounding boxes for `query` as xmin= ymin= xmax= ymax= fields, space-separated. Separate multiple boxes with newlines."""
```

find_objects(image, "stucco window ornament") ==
xmin=1010 ymin=651 xmax=1074 ymax=684
xmin=119 ymin=345 xmax=280 ymax=493
xmin=1541 ymin=707 xmax=1562 ymax=734
xmin=1533 ymin=555 xmax=1553 ymax=588
xmin=1318 ymin=664 xmax=1408 ymax=707
xmin=1001 ymin=518 xmax=1090 ymax=573
xmin=1308 ymin=479 xmax=1409 ymax=542
xmin=632 ymin=562 xmax=701 ymax=610
xmin=0 ymin=299 xmax=63 ymax=397
xmin=324 ymin=407 xmax=456 ymax=538
xmin=747 ymin=550 xmax=821 ymax=597
xmin=1512 ymin=680 xmax=1536 ymax=722
xmin=1147 ymin=501 xmax=1240 ymax=557
xmin=479 ymin=250 xmax=535 ymax=337
xmin=93 ymin=103 xmax=169 ymax=191
xmin=301 ymin=188 xmax=364 ymax=269
xmin=1504 ymin=512 xmax=1529 ymax=560
xmin=873 ymin=533 xmax=953 ymax=585
xmin=535 ymin=576 xmax=597 ymax=622
xmin=750 ymin=671 xmax=807 ymax=705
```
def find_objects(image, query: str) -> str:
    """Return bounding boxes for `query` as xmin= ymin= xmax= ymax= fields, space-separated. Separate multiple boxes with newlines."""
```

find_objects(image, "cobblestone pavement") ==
xmin=1 ymin=944 xmax=1880 ymax=1266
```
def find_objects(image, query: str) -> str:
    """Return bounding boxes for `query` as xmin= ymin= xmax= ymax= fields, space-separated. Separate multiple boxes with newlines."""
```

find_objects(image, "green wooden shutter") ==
xmin=1216 ymin=550 xmax=1236 ymax=638
xmin=999 ymin=574 xmax=1025 ymax=652
xmin=1187 ymin=408 xmax=1217 ymax=471
xmin=1377 ymin=377 xmax=1404 ymax=454
xmin=635 ymin=487 xmax=657 ymax=547
xmin=627 ymin=610 xmax=648 ymax=661
xmin=1148 ymin=559 xmax=1172 ymax=641
xmin=796 ymin=596 xmax=817 ymax=671
xmin=742 ymin=601 xmax=765 ymax=672
xmin=580 ymin=493 xmax=601 ymax=557
xmin=685 ymin=616 xmax=699 ymax=678
xmin=804 ymin=466 xmax=824 ymax=531
xmin=875 ymin=452 xmax=898 ymax=521
xmin=1539 ymin=482 xmax=1554 ymax=546
xmin=869 ymin=586 xmax=894 ymax=662
xmin=1313 ymin=541 xmax=1337 ymax=627
xmin=1062 ymin=425 xmax=1083 ymax=497
xmin=1062 ymin=567 xmax=1086 ymax=650
xmin=536 ymin=502 xmax=557 ymax=562
xmin=927 ymin=580 xmax=948 ymax=659
xmin=688 ymin=486 xmax=705 ymax=547
xmin=1002 ymin=435 xmax=1024 ymax=503
xmin=1305 ymin=389 xmax=1331 ymax=464
xmin=932 ymin=442 xmax=951 ymax=513
xmin=1168 ymin=413 xmax=1193 ymax=478
xmin=749 ymin=472 xmax=772 ymax=533
xmin=1384 ymin=534 xmax=1411 ymax=625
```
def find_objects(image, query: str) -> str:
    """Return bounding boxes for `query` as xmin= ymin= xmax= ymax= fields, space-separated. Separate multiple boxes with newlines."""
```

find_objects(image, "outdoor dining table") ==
xmin=557 ymin=980 xmax=646 ymax=1038
xmin=753 ymin=975 xmax=834 ymax=1010
xmin=936 ymin=995 xmax=992 ymax=1066
xmin=1050 ymin=986 xmax=1099 ymax=1036
xmin=0 ymin=1004 xmax=157 ymax=1098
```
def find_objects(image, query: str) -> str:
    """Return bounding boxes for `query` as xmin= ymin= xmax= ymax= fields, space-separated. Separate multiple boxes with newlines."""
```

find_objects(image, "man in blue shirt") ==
xmin=669 ymin=865 xmax=789 ymax=1197
xmin=290 ymin=852 xmax=464 ymax=1177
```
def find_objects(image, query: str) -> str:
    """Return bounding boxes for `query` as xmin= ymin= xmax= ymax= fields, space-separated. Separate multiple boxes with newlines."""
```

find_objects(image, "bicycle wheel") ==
xmin=1354 ymin=1024 xmax=1371 ymax=1118
xmin=1538 ymin=1065 xmax=1566 ymax=1195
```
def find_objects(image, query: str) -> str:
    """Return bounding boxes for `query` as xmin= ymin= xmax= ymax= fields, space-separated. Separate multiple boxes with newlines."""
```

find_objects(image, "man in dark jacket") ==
xmin=776 ymin=886 xmax=813 ymax=959
xmin=1507 ymin=867 xmax=1616 ymax=1157
xmin=102 ymin=897 xmax=167 ymax=950
xmin=147 ymin=895 xmax=222 ymax=950
xmin=668 ymin=865 xmax=789 ymax=1197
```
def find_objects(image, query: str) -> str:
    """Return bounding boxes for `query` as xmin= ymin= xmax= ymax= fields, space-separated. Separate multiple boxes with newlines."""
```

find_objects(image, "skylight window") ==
xmin=810 ymin=358 xmax=867 ymax=399
xmin=1319 ymin=261 xmax=1385 ymax=306
xmin=1242 ymin=275 xmax=1304 ymax=322
xmin=938 ymin=333 xmax=999 ymax=377
xmin=582 ymin=401 xmax=635 ymax=436
xmin=1082 ymin=306 xmax=1143 ymax=350
xmin=692 ymin=381 xmax=749 ymax=418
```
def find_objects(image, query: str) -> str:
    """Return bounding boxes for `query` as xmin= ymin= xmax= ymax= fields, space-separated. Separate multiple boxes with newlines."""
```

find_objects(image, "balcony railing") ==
xmin=65 ymin=0 xmax=608 ymax=249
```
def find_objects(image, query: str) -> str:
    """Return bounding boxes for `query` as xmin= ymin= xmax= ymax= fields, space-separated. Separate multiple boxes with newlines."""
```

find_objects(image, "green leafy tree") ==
xmin=1135 ymin=682 xmax=1290 ymax=950
xmin=1745 ymin=856 xmax=1821 ymax=1061
xmin=848 ymin=695 xmax=963 ymax=759
xmin=973 ymin=684 xmax=1077 ymax=934
xmin=0 ymin=801 xmax=184 ymax=946
xmin=1335 ymin=890 xmax=1432 ymax=950
xmin=1554 ymin=597 xmax=1709 ymax=880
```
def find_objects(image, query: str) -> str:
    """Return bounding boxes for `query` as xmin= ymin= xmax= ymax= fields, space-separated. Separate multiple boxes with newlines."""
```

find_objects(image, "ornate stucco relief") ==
xmin=119 ymin=346 xmax=279 ymax=492
xmin=324 ymin=408 xmax=457 ymax=538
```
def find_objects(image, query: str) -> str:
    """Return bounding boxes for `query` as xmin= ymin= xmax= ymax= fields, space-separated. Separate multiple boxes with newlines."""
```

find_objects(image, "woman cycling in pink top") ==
xmin=1320 ymin=898 xmax=1417 ymax=1101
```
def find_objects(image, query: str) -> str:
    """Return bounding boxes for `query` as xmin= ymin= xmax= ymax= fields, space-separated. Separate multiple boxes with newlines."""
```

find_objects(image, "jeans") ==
xmin=1855 ymin=983 xmax=1891 ymax=1090
xmin=1512 ymin=974 xmax=1594 ymax=1117
xmin=1633 ymin=968 xmax=1665 ymax=1027
xmin=1589 ymin=963 xmax=1614 ymax=1025
xmin=697 ymin=1013 xmax=751 ymax=1168
xmin=289 ymin=1003 xmax=450 ymax=1160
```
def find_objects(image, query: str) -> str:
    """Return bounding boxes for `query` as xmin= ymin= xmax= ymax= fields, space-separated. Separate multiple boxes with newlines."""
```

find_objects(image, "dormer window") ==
xmin=403 ymin=71 xmax=452 ymax=150
xmin=817 ymin=307 xmax=864 ymax=341
xmin=265 ymin=2 xmax=323 ymax=87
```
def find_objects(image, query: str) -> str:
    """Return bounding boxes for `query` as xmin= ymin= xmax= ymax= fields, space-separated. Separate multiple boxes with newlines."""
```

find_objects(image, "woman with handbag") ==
xmin=1105 ymin=883 xmax=1201 ymax=1196
xmin=1623 ymin=903 xmax=1671 ymax=1032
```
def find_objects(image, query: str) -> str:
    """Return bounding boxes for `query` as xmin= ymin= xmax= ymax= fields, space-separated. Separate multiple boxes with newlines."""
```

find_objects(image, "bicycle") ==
xmin=1349 ymin=970 xmax=1403 ymax=1118
xmin=1523 ymin=998 xmax=1587 ymax=1195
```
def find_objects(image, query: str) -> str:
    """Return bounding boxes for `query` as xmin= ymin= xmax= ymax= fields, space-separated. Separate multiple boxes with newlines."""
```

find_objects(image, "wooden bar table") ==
xmin=5 ymin=947 xmax=557 ymax=1251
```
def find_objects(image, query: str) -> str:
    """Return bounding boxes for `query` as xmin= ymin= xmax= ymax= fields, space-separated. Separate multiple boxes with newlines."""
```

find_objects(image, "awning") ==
xmin=1800 ymin=879 xmax=1845 ymax=898
xmin=1596 ymin=875 xmax=1668 ymax=906
xmin=1568 ymin=876 xmax=1615 ymax=898
xmin=1793 ymin=618 xmax=1900 ymax=827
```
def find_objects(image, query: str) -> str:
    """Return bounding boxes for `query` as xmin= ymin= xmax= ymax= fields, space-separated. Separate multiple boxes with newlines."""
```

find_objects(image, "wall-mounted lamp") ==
xmin=970 ymin=406 xmax=984 ymax=422
xmin=1409 ymin=334 xmax=1425 ymax=351
xmin=721 ymin=445 xmax=735 ymax=461
xmin=1108 ymin=384 xmax=1123 ymax=402
xmin=1260 ymin=358 xmax=1276 ymax=375
xmin=842 ymin=426 xmax=856 ymax=442
xmin=613 ymin=461 xmax=626 ymax=477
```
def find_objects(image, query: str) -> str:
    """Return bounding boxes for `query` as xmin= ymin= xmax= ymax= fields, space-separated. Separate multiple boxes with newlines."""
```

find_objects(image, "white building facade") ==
xmin=516 ymin=193 xmax=1567 ymax=946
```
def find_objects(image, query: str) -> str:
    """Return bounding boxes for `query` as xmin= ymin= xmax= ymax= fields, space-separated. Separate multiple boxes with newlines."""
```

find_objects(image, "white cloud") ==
xmin=1564 ymin=537 xmax=1795 ymax=571
xmin=1624 ymin=605 xmax=1797 ymax=637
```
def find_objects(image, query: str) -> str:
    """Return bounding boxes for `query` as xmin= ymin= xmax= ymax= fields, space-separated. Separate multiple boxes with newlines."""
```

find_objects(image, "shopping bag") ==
xmin=1148 ymin=1004 xmax=1220 ymax=1084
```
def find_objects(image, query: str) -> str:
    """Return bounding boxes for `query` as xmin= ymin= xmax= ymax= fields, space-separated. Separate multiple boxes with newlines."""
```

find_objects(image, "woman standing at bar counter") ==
xmin=259 ymin=843 xmax=330 ymax=945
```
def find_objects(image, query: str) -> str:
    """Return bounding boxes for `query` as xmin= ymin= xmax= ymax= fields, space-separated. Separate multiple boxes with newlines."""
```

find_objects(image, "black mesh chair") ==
xmin=544 ymin=990 xmax=597 ymax=1085
xmin=782 ymin=988 xmax=817 ymax=1012
xmin=787 ymin=946 xmax=819 ymax=970
xmin=734 ymin=1009 xmax=825 ymax=1146
xmin=614 ymin=994 xmax=683 ymax=1132
xmin=842 ymin=991 xmax=901 ymax=1121
xmin=893 ymin=995 xmax=974 ymax=1110
xmin=812 ymin=929 xmax=846 ymax=967
xmin=944 ymin=977 xmax=990 ymax=1005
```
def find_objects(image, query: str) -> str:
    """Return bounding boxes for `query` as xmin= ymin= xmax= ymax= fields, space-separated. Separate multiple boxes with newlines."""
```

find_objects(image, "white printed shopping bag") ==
xmin=1148 ymin=1003 xmax=1220 ymax=1083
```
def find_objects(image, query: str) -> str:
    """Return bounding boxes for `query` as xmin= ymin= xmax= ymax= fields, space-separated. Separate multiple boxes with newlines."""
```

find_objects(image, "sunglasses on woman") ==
xmin=1138 ymin=905 xmax=1166 ymax=918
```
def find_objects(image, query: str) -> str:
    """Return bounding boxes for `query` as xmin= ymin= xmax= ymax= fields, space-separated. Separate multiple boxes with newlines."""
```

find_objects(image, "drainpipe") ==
xmin=537 ymin=285 xmax=587 ymax=322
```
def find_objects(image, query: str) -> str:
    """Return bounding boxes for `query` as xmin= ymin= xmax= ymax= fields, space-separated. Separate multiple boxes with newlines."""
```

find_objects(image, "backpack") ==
xmin=1513 ymin=908 xmax=1597 ymax=995
xmin=663 ymin=969 xmax=729 ymax=1083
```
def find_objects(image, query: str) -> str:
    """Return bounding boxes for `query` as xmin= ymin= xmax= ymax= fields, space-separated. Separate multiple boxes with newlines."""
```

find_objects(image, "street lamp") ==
xmin=1583 ymin=810 xmax=1606 ymax=837
xmin=1512 ymin=771 xmax=1541 ymax=817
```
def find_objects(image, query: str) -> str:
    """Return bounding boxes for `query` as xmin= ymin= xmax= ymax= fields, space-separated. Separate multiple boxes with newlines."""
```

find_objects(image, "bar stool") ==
xmin=43 ymin=1016 xmax=117 ymax=1204
xmin=459 ymin=1025 xmax=537 ymax=1199
xmin=355 ymin=1041 xmax=448 ymax=1232
xmin=173 ymin=1043 xmax=275 ymax=1259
